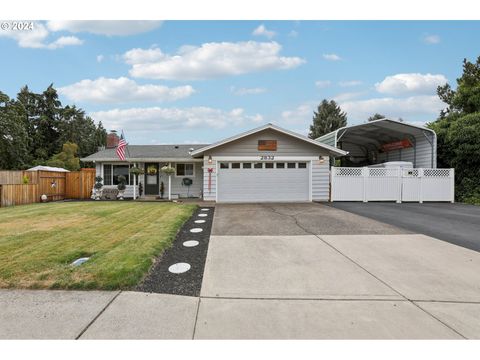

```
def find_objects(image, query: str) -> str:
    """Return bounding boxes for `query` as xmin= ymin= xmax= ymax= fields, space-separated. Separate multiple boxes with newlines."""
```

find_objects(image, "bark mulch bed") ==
xmin=135 ymin=206 xmax=214 ymax=297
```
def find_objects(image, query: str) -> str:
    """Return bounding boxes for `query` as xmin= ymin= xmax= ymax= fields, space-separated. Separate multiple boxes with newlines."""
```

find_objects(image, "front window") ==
xmin=113 ymin=165 xmax=130 ymax=185
xmin=176 ymin=163 xmax=194 ymax=176
xmin=103 ymin=164 xmax=135 ymax=185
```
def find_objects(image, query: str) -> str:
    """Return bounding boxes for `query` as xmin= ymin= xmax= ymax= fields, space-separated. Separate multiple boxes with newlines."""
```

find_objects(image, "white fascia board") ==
xmin=191 ymin=123 xmax=347 ymax=157
xmin=212 ymin=156 xmax=326 ymax=161
xmin=81 ymin=158 xmax=203 ymax=162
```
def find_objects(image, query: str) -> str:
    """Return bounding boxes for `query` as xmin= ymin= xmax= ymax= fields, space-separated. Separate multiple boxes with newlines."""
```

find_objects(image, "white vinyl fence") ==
xmin=331 ymin=167 xmax=454 ymax=203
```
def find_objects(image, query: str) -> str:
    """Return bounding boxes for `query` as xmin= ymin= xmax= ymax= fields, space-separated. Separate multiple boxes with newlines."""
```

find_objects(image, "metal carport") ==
xmin=316 ymin=119 xmax=437 ymax=168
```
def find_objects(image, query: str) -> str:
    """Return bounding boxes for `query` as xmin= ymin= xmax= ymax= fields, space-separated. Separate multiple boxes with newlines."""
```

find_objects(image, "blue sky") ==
xmin=1 ymin=20 xmax=479 ymax=144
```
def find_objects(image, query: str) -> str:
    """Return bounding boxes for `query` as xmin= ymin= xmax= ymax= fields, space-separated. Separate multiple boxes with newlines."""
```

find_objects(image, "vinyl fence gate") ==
xmin=330 ymin=167 xmax=454 ymax=203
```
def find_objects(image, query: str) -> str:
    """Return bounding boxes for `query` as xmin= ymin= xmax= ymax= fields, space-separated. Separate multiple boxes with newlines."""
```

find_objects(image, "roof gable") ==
xmin=191 ymin=123 xmax=347 ymax=157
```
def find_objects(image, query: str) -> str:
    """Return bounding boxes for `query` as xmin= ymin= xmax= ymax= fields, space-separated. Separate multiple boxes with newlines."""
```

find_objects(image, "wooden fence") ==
xmin=65 ymin=168 xmax=96 ymax=199
xmin=0 ymin=170 xmax=38 ymax=185
xmin=0 ymin=169 xmax=95 ymax=207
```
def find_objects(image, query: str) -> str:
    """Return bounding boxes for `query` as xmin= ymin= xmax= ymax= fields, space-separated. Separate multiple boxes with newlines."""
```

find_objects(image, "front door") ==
xmin=144 ymin=163 xmax=159 ymax=195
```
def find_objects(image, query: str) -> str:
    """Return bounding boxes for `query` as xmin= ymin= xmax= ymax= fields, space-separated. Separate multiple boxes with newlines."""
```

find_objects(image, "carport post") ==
xmin=362 ymin=167 xmax=368 ymax=202
xmin=419 ymin=168 xmax=424 ymax=204
xmin=396 ymin=168 xmax=402 ymax=203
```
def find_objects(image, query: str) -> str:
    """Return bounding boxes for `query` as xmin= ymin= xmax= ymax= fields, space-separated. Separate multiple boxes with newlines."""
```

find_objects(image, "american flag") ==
xmin=116 ymin=134 xmax=127 ymax=161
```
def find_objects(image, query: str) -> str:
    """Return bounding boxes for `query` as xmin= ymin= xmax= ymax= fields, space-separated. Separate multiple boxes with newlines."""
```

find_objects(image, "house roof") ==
xmin=316 ymin=118 xmax=436 ymax=146
xmin=80 ymin=144 xmax=209 ymax=162
xmin=190 ymin=123 xmax=348 ymax=157
xmin=27 ymin=165 xmax=70 ymax=172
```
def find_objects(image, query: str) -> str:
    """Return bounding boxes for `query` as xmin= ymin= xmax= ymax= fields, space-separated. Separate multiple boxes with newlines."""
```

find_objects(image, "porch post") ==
xmin=133 ymin=162 xmax=136 ymax=200
xmin=168 ymin=162 xmax=172 ymax=200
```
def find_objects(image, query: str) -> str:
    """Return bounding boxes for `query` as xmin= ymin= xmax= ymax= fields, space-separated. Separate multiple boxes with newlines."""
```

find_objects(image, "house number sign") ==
xmin=260 ymin=155 xmax=275 ymax=161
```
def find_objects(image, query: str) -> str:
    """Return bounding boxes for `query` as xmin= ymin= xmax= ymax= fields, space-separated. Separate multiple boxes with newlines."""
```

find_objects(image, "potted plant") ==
xmin=160 ymin=181 xmax=165 ymax=199
xmin=129 ymin=166 xmax=144 ymax=176
xmin=94 ymin=176 xmax=103 ymax=200
xmin=161 ymin=165 xmax=175 ymax=200
xmin=117 ymin=175 xmax=127 ymax=200
xmin=138 ymin=181 xmax=143 ymax=197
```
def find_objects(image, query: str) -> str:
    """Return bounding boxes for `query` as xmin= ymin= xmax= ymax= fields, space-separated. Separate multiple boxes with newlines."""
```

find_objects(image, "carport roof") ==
xmin=190 ymin=123 xmax=348 ymax=157
xmin=317 ymin=118 xmax=436 ymax=147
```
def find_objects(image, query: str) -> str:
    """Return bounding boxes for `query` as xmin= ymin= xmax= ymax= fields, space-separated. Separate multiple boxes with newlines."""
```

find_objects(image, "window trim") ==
xmin=175 ymin=162 xmax=195 ymax=178
xmin=103 ymin=163 xmax=135 ymax=185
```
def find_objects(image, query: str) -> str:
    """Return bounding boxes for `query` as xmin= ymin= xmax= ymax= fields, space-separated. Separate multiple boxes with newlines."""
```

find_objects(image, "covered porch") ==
xmin=96 ymin=160 xmax=203 ymax=200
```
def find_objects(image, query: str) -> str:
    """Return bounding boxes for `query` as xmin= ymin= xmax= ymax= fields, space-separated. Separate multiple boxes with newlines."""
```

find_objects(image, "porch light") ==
xmin=208 ymin=155 xmax=213 ymax=164
xmin=318 ymin=156 xmax=325 ymax=163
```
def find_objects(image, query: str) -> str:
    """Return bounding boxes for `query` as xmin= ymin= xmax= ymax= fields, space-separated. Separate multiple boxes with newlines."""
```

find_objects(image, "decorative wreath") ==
xmin=146 ymin=165 xmax=158 ymax=175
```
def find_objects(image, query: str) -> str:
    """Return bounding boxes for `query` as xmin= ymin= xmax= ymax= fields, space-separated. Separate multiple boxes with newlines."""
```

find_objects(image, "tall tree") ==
xmin=308 ymin=99 xmax=347 ymax=139
xmin=437 ymin=56 xmax=480 ymax=117
xmin=46 ymin=142 xmax=81 ymax=171
xmin=428 ymin=55 xmax=480 ymax=203
xmin=0 ymin=92 xmax=30 ymax=169
xmin=367 ymin=113 xmax=385 ymax=122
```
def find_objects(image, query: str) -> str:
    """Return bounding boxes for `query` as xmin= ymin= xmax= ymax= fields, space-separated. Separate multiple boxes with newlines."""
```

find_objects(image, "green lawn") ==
xmin=0 ymin=201 xmax=196 ymax=290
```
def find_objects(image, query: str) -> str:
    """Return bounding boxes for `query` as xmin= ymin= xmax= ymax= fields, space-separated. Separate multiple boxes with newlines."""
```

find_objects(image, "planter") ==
xmin=117 ymin=190 xmax=125 ymax=200
xmin=94 ymin=188 xmax=103 ymax=200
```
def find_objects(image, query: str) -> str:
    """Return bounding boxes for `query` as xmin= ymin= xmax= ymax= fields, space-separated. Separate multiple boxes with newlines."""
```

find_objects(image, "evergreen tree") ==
xmin=308 ymin=99 xmax=347 ymax=139
xmin=367 ymin=113 xmax=386 ymax=122
xmin=46 ymin=142 xmax=81 ymax=171
xmin=428 ymin=56 xmax=480 ymax=203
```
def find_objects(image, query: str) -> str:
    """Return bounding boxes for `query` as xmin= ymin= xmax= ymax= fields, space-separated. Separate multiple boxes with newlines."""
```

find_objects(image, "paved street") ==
xmin=1 ymin=203 xmax=480 ymax=339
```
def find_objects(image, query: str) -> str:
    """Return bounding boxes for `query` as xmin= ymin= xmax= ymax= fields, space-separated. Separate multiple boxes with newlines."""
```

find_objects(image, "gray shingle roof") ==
xmin=81 ymin=144 xmax=210 ymax=161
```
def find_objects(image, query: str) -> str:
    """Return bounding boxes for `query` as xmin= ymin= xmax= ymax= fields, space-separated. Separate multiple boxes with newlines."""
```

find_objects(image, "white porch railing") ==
xmin=331 ymin=167 xmax=454 ymax=203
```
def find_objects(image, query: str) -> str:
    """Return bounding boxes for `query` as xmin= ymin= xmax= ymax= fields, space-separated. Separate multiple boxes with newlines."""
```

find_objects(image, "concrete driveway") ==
xmin=197 ymin=203 xmax=480 ymax=339
xmin=2 ymin=203 xmax=480 ymax=339
xmin=329 ymin=202 xmax=480 ymax=252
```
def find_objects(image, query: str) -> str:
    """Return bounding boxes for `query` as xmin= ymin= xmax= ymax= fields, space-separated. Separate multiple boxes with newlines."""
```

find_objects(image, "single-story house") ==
xmin=81 ymin=123 xmax=347 ymax=203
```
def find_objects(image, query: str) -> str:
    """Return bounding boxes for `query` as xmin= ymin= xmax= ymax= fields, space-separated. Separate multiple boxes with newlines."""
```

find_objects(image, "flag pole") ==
xmin=122 ymin=130 xmax=136 ymax=200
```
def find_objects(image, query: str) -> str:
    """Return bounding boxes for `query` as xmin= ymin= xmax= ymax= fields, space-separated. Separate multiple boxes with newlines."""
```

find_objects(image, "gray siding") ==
xmin=377 ymin=135 xmax=435 ymax=168
xmin=202 ymin=158 xmax=217 ymax=201
xmin=206 ymin=129 xmax=332 ymax=157
xmin=169 ymin=162 xmax=203 ymax=198
xmin=316 ymin=131 xmax=337 ymax=147
xmin=312 ymin=158 xmax=330 ymax=201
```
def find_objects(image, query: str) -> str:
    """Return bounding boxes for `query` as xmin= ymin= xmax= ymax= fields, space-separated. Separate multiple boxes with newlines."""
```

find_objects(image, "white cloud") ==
xmin=288 ymin=30 xmax=299 ymax=38
xmin=124 ymin=41 xmax=305 ymax=80
xmin=339 ymin=80 xmax=362 ymax=87
xmin=90 ymin=106 xmax=263 ymax=133
xmin=333 ymin=91 xmax=365 ymax=102
xmin=422 ymin=34 xmax=441 ymax=44
xmin=58 ymin=77 xmax=195 ymax=104
xmin=375 ymin=73 xmax=447 ymax=95
xmin=315 ymin=80 xmax=331 ymax=88
xmin=252 ymin=24 xmax=276 ymax=39
xmin=0 ymin=21 xmax=83 ymax=49
xmin=46 ymin=20 xmax=163 ymax=36
xmin=96 ymin=55 xmax=104 ymax=63
xmin=339 ymin=95 xmax=445 ymax=122
xmin=323 ymin=53 xmax=342 ymax=61
xmin=281 ymin=102 xmax=315 ymax=124
xmin=230 ymin=86 xmax=267 ymax=95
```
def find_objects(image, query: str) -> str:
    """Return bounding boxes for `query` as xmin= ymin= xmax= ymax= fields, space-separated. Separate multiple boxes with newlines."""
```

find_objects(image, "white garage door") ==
xmin=217 ymin=161 xmax=310 ymax=202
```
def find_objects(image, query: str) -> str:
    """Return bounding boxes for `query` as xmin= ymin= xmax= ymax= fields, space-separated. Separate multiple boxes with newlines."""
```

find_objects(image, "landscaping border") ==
xmin=136 ymin=206 xmax=214 ymax=296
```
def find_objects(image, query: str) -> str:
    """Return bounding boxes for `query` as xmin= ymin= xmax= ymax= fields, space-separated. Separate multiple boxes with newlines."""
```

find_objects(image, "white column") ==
xmin=133 ymin=163 xmax=136 ymax=200
xmin=168 ymin=162 xmax=172 ymax=201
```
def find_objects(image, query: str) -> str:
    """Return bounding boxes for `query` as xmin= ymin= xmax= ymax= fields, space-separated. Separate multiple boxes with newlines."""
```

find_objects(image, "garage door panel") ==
xmin=218 ymin=167 xmax=309 ymax=202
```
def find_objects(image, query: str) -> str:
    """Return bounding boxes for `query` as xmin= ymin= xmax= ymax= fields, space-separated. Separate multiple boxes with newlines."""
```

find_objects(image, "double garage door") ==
xmin=217 ymin=161 xmax=310 ymax=202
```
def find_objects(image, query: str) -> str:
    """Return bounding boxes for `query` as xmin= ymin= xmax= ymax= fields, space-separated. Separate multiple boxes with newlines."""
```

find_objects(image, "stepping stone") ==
xmin=198 ymin=213 xmax=208 ymax=217
xmin=201 ymin=208 xmax=210 ymax=211
xmin=195 ymin=220 xmax=206 ymax=224
xmin=190 ymin=228 xmax=203 ymax=233
xmin=168 ymin=263 xmax=191 ymax=274
xmin=183 ymin=240 xmax=199 ymax=247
